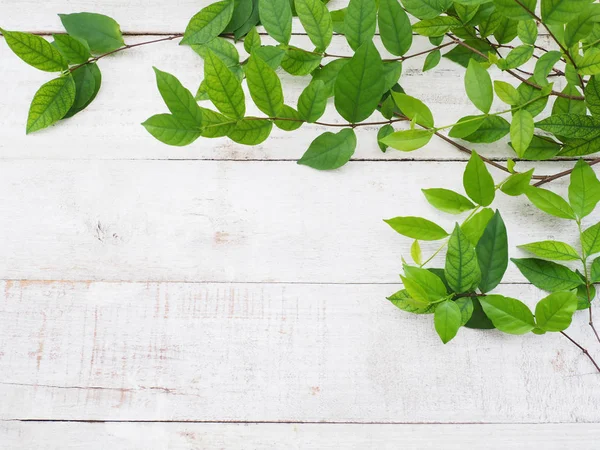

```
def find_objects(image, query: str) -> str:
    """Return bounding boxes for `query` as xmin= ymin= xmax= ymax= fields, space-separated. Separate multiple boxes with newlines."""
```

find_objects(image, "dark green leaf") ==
xmin=344 ymin=0 xmax=377 ymax=50
xmin=377 ymin=124 xmax=394 ymax=152
xmin=476 ymin=211 xmax=508 ymax=293
xmin=297 ymin=129 xmax=357 ymax=170
xmin=64 ymin=63 xmax=101 ymax=118
xmin=462 ymin=115 xmax=510 ymax=143
xmin=512 ymin=258 xmax=582 ymax=291
xmin=59 ymin=12 xmax=125 ymax=53
xmin=379 ymin=0 xmax=413 ymax=56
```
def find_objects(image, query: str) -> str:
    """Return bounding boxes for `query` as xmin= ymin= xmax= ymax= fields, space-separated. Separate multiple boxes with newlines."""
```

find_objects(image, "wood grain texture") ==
xmin=0 ymin=34 xmax=559 ymax=161
xmin=3 ymin=422 xmax=600 ymax=449
xmin=0 ymin=160 xmax=592 ymax=283
xmin=0 ymin=280 xmax=598 ymax=422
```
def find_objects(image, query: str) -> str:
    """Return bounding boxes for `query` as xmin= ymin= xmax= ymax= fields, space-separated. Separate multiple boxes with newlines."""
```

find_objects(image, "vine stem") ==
xmin=534 ymin=158 xmax=600 ymax=186
xmin=560 ymin=331 xmax=600 ymax=373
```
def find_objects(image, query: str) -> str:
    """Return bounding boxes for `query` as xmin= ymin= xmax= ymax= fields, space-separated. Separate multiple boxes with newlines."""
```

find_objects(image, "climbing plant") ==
xmin=3 ymin=0 xmax=600 ymax=373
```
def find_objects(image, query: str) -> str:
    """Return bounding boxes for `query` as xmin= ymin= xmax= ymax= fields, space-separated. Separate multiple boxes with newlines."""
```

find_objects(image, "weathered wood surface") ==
xmin=0 ymin=0 xmax=598 ymax=448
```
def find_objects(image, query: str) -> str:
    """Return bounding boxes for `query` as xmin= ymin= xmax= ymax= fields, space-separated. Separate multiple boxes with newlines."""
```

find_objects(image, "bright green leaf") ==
xmin=142 ymin=114 xmax=201 ymax=146
xmin=26 ymin=75 xmax=76 ymax=134
xmin=422 ymin=188 xmax=476 ymax=214
xmin=203 ymin=49 xmax=246 ymax=119
xmin=535 ymin=291 xmax=578 ymax=332
xmin=525 ymin=186 xmax=577 ymax=220
xmin=511 ymin=109 xmax=534 ymax=157
xmin=512 ymin=258 xmax=582 ymax=291
xmin=434 ymin=300 xmax=462 ymax=344
xmin=344 ymin=0 xmax=377 ymax=50
xmin=297 ymin=128 xmax=357 ymax=170
xmin=464 ymin=151 xmax=496 ymax=207
xmin=2 ymin=29 xmax=67 ymax=72
xmin=465 ymin=60 xmax=493 ymax=113
xmin=569 ymin=159 xmax=600 ymax=219
xmin=298 ymin=80 xmax=328 ymax=123
xmin=379 ymin=0 xmax=413 ymax=56
xmin=259 ymin=0 xmax=293 ymax=45
xmin=446 ymin=224 xmax=481 ymax=293
xmin=519 ymin=240 xmax=581 ymax=261
xmin=385 ymin=216 xmax=449 ymax=241
xmin=380 ymin=129 xmax=434 ymax=152
xmin=480 ymin=295 xmax=535 ymax=334
xmin=244 ymin=53 xmax=284 ymax=117
xmin=295 ymin=0 xmax=333 ymax=51
xmin=52 ymin=34 xmax=90 ymax=64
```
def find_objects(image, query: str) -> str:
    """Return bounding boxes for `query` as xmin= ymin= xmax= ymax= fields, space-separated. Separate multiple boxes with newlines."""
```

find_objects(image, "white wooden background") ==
xmin=1 ymin=1 xmax=600 ymax=448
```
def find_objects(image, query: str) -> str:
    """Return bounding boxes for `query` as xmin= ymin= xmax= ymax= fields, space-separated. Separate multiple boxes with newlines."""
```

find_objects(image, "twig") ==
xmin=534 ymin=158 xmax=600 ymax=186
xmin=561 ymin=331 xmax=600 ymax=373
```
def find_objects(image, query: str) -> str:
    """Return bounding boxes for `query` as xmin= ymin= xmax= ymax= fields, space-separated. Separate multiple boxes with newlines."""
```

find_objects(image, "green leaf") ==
xmin=497 ymin=44 xmax=534 ymax=70
xmin=413 ymin=17 xmax=462 ymax=37
xmin=449 ymin=115 xmax=486 ymax=139
xmin=253 ymin=46 xmax=286 ymax=70
xmin=203 ymin=49 xmax=245 ymax=119
xmin=493 ymin=0 xmax=536 ymax=21
xmin=388 ymin=289 xmax=434 ymax=314
xmin=391 ymin=92 xmax=434 ymax=128
xmin=274 ymin=105 xmax=304 ymax=131
xmin=500 ymin=169 xmax=534 ymax=196
xmin=476 ymin=211 xmax=508 ymax=293
xmin=411 ymin=240 xmax=423 ymax=265
xmin=517 ymin=79 xmax=549 ymax=117
xmin=297 ymin=129 xmax=357 ymax=170
xmin=259 ymin=0 xmax=293 ymax=45
xmin=517 ymin=19 xmax=538 ymax=44
xmin=227 ymin=118 xmax=273 ymax=145
xmin=465 ymin=60 xmax=493 ymax=113
xmin=434 ymin=300 xmax=462 ymax=344
xmin=461 ymin=208 xmax=494 ymax=245
xmin=561 ymin=136 xmax=600 ymax=157
xmin=444 ymin=38 xmax=492 ymax=68
xmin=26 ymin=75 xmax=76 ymax=134
xmin=377 ymin=124 xmax=394 ymax=152
xmin=281 ymin=47 xmax=322 ymax=75
xmin=446 ymin=224 xmax=481 ymax=293
xmin=180 ymin=0 xmax=234 ymax=45
xmin=192 ymin=37 xmax=240 ymax=68
xmin=535 ymin=291 xmax=578 ymax=332
xmin=512 ymin=258 xmax=582 ymax=291
xmin=536 ymin=114 xmax=600 ymax=140
xmin=380 ymin=129 xmax=434 ymax=152
xmin=402 ymin=0 xmax=453 ymax=20
xmin=479 ymin=295 xmax=535 ymax=334
xmin=52 ymin=34 xmax=90 ymax=64
xmin=298 ymin=80 xmax=328 ymax=123
xmin=510 ymin=109 xmax=534 ymax=157
xmin=591 ymin=257 xmax=600 ymax=283
xmin=404 ymin=265 xmax=449 ymax=300
xmin=533 ymin=51 xmax=563 ymax=85
xmin=382 ymin=61 xmax=403 ymax=93
xmin=494 ymin=15 xmax=519 ymax=44
xmin=312 ymin=59 xmax=348 ymax=97
xmin=582 ymin=222 xmax=600 ymax=256
xmin=198 ymin=107 xmax=236 ymax=138
xmin=334 ymin=41 xmax=383 ymax=123
xmin=400 ymin=275 xmax=434 ymax=309
xmin=522 ymin=135 xmax=561 ymax=160
xmin=423 ymin=50 xmax=441 ymax=71
xmin=422 ymin=188 xmax=476 ymax=214
xmin=344 ymin=0 xmax=377 ymax=50
xmin=153 ymin=67 xmax=202 ymax=126
xmin=462 ymin=115 xmax=510 ymax=143
xmin=455 ymin=297 xmax=475 ymax=326
xmin=569 ymin=159 xmax=600 ymax=219
xmin=525 ymin=186 xmax=577 ymax=220
xmin=224 ymin=0 xmax=253 ymax=33
xmin=385 ymin=216 xmax=449 ymax=241
xmin=1 ymin=29 xmax=67 ymax=72
xmin=465 ymin=298 xmax=496 ymax=329
xmin=585 ymin=75 xmax=600 ymax=118
xmin=542 ymin=0 xmax=594 ymax=25
xmin=463 ymin=151 xmax=495 ymax=207
xmin=379 ymin=0 xmax=412 ymax=56
xmin=578 ymin=49 xmax=600 ymax=76
xmin=295 ymin=0 xmax=333 ymax=51
xmin=142 ymin=114 xmax=201 ymax=146
xmin=330 ymin=8 xmax=347 ymax=33
xmin=233 ymin=0 xmax=260 ymax=38
xmin=519 ymin=240 xmax=581 ymax=261
xmin=494 ymin=80 xmax=520 ymax=105
xmin=244 ymin=27 xmax=261 ymax=53
xmin=552 ymin=85 xmax=586 ymax=116
xmin=59 ymin=12 xmax=124 ymax=53
xmin=64 ymin=63 xmax=101 ymax=118
xmin=244 ymin=53 xmax=284 ymax=117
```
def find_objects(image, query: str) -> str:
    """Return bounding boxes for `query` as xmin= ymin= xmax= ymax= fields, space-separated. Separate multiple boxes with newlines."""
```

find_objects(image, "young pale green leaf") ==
xmin=385 ymin=216 xmax=449 ymax=241
xmin=464 ymin=151 xmax=495 ymax=207
xmin=510 ymin=109 xmax=534 ymax=157
xmin=536 ymin=114 xmax=600 ymax=140
xmin=404 ymin=265 xmax=449 ymax=301
xmin=446 ymin=224 xmax=481 ymax=293
xmin=295 ymin=0 xmax=333 ymax=51
xmin=379 ymin=0 xmax=412 ymax=56
xmin=500 ymin=169 xmax=534 ymax=196
xmin=402 ymin=0 xmax=453 ymax=20
xmin=312 ymin=59 xmax=348 ymax=97
xmin=59 ymin=13 xmax=124 ymax=53
xmin=203 ymin=49 xmax=246 ymax=119
xmin=461 ymin=208 xmax=494 ymax=245
xmin=413 ymin=17 xmax=462 ymax=37
xmin=479 ymin=295 xmax=536 ymax=334
xmin=535 ymin=291 xmax=579 ymax=332
xmin=578 ymin=49 xmax=600 ymax=76
xmin=52 ymin=34 xmax=90 ymax=64
xmin=476 ymin=211 xmax=508 ymax=293
xmin=494 ymin=80 xmax=520 ymax=105
xmin=448 ymin=115 xmax=486 ymax=139
xmin=153 ymin=67 xmax=202 ymax=126
xmin=334 ymin=41 xmax=383 ymax=123
xmin=582 ymin=222 xmax=600 ymax=256
xmin=422 ymin=188 xmax=476 ymax=215
xmin=497 ymin=44 xmax=534 ymax=70
xmin=274 ymin=105 xmax=304 ymax=131
xmin=380 ymin=129 xmax=433 ymax=152
xmin=26 ymin=75 xmax=76 ymax=134
xmin=344 ymin=0 xmax=377 ymax=50
xmin=391 ymin=92 xmax=434 ymax=128
xmin=512 ymin=258 xmax=583 ymax=291
xmin=297 ymin=128 xmax=357 ymax=170
xmin=243 ymin=27 xmax=261 ymax=53
xmin=493 ymin=0 xmax=536 ymax=21
xmin=64 ymin=63 xmax=101 ymax=118
xmin=519 ymin=240 xmax=581 ymax=261
xmin=585 ymin=75 xmax=600 ymax=118
xmin=542 ymin=0 xmax=594 ymax=25
xmin=281 ymin=47 xmax=322 ymax=75
xmin=377 ymin=124 xmax=394 ymax=152
xmin=525 ymin=187 xmax=577 ymax=220
xmin=569 ymin=159 xmax=600 ymax=219
xmin=297 ymin=80 xmax=328 ymax=123
xmin=259 ymin=0 xmax=293 ymax=45
xmin=388 ymin=289 xmax=434 ymax=314
xmin=465 ymin=60 xmax=493 ymax=113
xmin=1 ymin=29 xmax=67 ymax=72
xmin=517 ymin=19 xmax=538 ymax=44
xmin=142 ymin=114 xmax=201 ymax=146
xmin=400 ymin=275 xmax=434 ymax=309
xmin=462 ymin=115 xmax=510 ymax=143
xmin=411 ymin=240 xmax=422 ymax=265
xmin=434 ymin=300 xmax=462 ymax=344
xmin=423 ymin=50 xmax=441 ymax=72
xmin=181 ymin=0 xmax=234 ymax=45
xmin=227 ymin=118 xmax=273 ymax=145
xmin=244 ymin=53 xmax=284 ymax=117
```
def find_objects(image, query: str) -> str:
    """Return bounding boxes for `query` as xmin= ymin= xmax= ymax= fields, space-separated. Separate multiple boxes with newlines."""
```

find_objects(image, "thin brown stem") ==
xmin=534 ymin=158 xmax=600 ymax=186
xmin=590 ymin=305 xmax=600 ymax=345
xmin=561 ymin=331 xmax=600 ymax=373
xmin=324 ymin=41 xmax=456 ymax=62
xmin=253 ymin=116 xmax=407 ymax=128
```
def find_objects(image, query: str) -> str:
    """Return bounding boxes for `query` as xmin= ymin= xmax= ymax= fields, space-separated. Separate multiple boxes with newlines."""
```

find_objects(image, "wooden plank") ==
xmin=2 ymin=422 xmax=600 ymax=449
xmin=0 ymin=280 xmax=598 ymax=422
xmin=0 ymin=160 xmax=590 ymax=283
xmin=0 ymin=34 xmax=560 ymax=161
